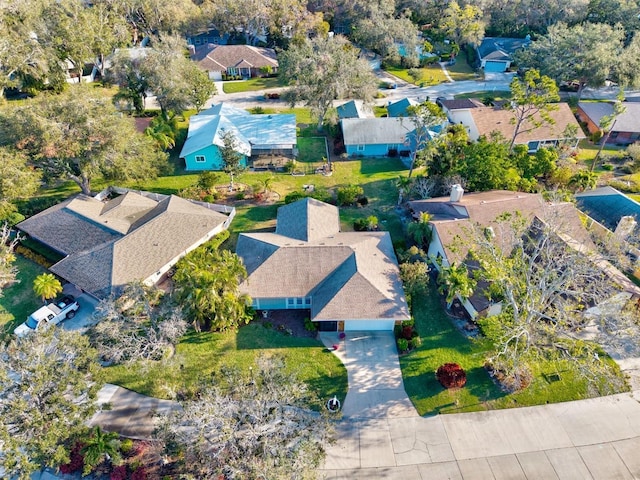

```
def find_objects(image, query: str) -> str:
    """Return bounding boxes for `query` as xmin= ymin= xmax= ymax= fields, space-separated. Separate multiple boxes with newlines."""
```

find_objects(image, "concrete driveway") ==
xmin=319 ymin=331 xmax=640 ymax=479
xmin=320 ymin=332 xmax=417 ymax=419
xmin=61 ymin=293 xmax=99 ymax=333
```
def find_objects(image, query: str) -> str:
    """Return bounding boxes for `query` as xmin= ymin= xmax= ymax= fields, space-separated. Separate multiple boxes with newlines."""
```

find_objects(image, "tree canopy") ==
xmin=279 ymin=35 xmax=377 ymax=131
xmin=155 ymin=355 xmax=334 ymax=479
xmin=0 ymin=86 xmax=169 ymax=195
xmin=173 ymin=233 xmax=252 ymax=331
xmin=0 ymin=328 xmax=103 ymax=479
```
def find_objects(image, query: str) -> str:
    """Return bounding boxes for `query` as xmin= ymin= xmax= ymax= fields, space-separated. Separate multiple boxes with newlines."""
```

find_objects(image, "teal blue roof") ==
xmin=388 ymin=98 xmax=418 ymax=117
xmin=576 ymin=186 xmax=640 ymax=231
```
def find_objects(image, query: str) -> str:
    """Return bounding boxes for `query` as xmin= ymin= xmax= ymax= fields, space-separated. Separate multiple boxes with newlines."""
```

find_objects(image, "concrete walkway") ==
xmin=319 ymin=332 xmax=640 ymax=479
xmin=89 ymin=384 xmax=179 ymax=439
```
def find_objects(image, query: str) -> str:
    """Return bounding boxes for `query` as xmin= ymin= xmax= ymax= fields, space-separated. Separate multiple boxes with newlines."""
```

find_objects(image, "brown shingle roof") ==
xmin=192 ymin=45 xmax=278 ymax=72
xmin=19 ymin=190 xmax=231 ymax=297
xmin=409 ymin=191 xmax=593 ymax=265
xmin=469 ymin=103 xmax=585 ymax=143
xmin=236 ymin=199 xmax=410 ymax=323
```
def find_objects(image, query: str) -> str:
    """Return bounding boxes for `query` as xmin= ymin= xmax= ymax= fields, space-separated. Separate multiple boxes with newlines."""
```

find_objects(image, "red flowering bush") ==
xmin=59 ymin=442 xmax=85 ymax=474
xmin=110 ymin=465 xmax=128 ymax=480
xmin=436 ymin=363 xmax=467 ymax=389
xmin=131 ymin=466 xmax=148 ymax=480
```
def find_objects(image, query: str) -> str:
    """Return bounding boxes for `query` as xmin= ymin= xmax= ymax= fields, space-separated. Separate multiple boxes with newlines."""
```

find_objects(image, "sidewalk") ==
xmin=319 ymin=332 xmax=640 ymax=479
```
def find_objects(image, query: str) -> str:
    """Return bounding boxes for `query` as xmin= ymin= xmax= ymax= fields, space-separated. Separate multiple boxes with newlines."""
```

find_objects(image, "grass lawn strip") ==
xmin=102 ymin=323 xmax=348 ymax=409
xmin=0 ymin=256 xmax=49 ymax=335
xmin=401 ymin=284 xmax=628 ymax=416
xmin=221 ymin=77 xmax=281 ymax=94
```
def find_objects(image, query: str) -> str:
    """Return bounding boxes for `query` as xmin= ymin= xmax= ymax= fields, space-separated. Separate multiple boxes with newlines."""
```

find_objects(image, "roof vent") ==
xmin=450 ymin=184 xmax=464 ymax=202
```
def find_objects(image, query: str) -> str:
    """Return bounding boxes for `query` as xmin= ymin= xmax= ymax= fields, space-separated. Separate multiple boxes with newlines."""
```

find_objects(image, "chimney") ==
xmin=450 ymin=184 xmax=464 ymax=202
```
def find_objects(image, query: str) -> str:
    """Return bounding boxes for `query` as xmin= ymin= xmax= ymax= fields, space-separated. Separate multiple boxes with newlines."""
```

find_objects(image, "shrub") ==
xmin=601 ymin=163 xmax=614 ymax=171
xmin=337 ymin=185 xmax=364 ymax=206
xmin=120 ymin=438 xmax=134 ymax=454
xmin=304 ymin=317 xmax=317 ymax=332
xmin=402 ymin=325 xmax=414 ymax=340
xmin=397 ymin=338 xmax=408 ymax=352
xmin=15 ymin=245 xmax=54 ymax=268
xmin=131 ymin=466 xmax=148 ymax=480
xmin=235 ymin=192 xmax=245 ymax=200
xmin=251 ymin=106 xmax=265 ymax=114
xmin=203 ymin=193 xmax=218 ymax=203
xmin=263 ymin=321 xmax=273 ymax=329
xmin=394 ymin=324 xmax=403 ymax=339
xmin=110 ymin=465 xmax=128 ymax=480
xmin=436 ymin=363 xmax=467 ymax=389
xmin=354 ymin=218 xmax=368 ymax=231
xmin=357 ymin=196 xmax=369 ymax=206
xmin=197 ymin=171 xmax=221 ymax=191
xmin=59 ymin=442 xmax=85 ymax=474
xmin=409 ymin=336 xmax=422 ymax=349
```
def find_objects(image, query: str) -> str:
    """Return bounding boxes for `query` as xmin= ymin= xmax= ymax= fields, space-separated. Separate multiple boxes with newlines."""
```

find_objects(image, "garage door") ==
xmin=484 ymin=61 xmax=507 ymax=73
xmin=344 ymin=320 xmax=396 ymax=331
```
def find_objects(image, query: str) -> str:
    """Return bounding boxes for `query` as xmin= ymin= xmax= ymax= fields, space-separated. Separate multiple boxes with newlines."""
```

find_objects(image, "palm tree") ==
xmin=395 ymin=175 xmax=414 ymax=206
xmin=437 ymin=263 xmax=476 ymax=309
xmin=81 ymin=426 xmax=121 ymax=475
xmin=144 ymin=115 xmax=178 ymax=151
xmin=407 ymin=212 xmax=432 ymax=248
xmin=173 ymin=248 xmax=252 ymax=331
xmin=33 ymin=273 xmax=63 ymax=302
xmin=260 ymin=175 xmax=275 ymax=194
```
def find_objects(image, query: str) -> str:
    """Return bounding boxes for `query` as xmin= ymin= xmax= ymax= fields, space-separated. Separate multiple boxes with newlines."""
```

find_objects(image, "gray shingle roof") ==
xmin=18 ymin=190 xmax=231 ymax=298
xmin=236 ymin=199 xmax=410 ymax=323
xmin=341 ymin=117 xmax=417 ymax=145
xmin=477 ymin=37 xmax=530 ymax=60
xmin=192 ymin=45 xmax=278 ymax=72
xmin=275 ymin=197 xmax=340 ymax=242
xmin=578 ymin=102 xmax=640 ymax=134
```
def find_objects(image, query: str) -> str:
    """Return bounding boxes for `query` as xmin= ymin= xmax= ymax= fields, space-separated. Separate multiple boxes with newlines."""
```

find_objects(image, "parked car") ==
xmin=14 ymin=295 xmax=80 ymax=336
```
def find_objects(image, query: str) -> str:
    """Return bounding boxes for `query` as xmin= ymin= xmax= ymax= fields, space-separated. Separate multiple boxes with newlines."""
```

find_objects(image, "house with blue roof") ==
xmin=387 ymin=98 xmax=418 ymax=118
xmin=336 ymin=100 xmax=372 ymax=120
xmin=476 ymin=36 xmax=530 ymax=72
xmin=179 ymin=103 xmax=297 ymax=171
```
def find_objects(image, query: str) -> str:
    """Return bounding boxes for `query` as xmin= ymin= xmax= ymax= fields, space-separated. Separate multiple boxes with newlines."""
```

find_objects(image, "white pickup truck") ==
xmin=14 ymin=295 xmax=80 ymax=337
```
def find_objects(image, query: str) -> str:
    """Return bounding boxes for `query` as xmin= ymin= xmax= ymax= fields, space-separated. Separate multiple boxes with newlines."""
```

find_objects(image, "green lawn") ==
xmin=297 ymin=137 xmax=327 ymax=163
xmin=385 ymin=61 xmax=476 ymax=87
xmin=103 ymin=323 xmax=348 ymax=409
xmin=454 ymin=91 xmax=512 ymax=101
xmin=447 ymin=60 xmax=478 ymax=81
xmin=221 ymin=76 xmax=281 ymax=94
xmin=0 ymin=256 xmax=48 ymax=335
xmin=401 ymin=284 xmax=628 ymax=416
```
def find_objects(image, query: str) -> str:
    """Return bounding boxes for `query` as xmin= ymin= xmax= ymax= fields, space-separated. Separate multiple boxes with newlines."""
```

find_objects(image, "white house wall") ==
xmin=143 ymin=222 xmax=226 ymax=286
xmin=445 ymin=110 xmax=479 ymax=140
xmin=428 ymin=229 xmax=449 ymax=268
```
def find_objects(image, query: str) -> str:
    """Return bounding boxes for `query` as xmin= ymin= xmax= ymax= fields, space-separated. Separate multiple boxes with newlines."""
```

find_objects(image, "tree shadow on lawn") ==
xmin=359 ymin=157 xmax=407 ymax=176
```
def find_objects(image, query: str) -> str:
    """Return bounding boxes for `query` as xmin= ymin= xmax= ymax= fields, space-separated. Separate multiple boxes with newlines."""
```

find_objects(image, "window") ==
xmin=305 ymin=297 xmax=311 ymax=305
xmin=296 ymin=298 xmax=303 ymax=305
xmin=287 ymin=298 xmax=295 ymax=306
xmin=357 ymin=144 xmax=365 ymax=151
xmin=195 ymin=155 xmax=206 ymax=163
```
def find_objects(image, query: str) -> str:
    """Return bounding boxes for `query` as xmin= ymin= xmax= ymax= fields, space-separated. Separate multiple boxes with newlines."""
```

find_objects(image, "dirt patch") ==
xmin=257 ymin=309 xmax=317 ymax=338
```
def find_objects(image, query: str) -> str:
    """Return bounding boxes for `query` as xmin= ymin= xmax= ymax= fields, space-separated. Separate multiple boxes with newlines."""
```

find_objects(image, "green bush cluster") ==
xmin=304 ymin=317 xmax=317 ymax=332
